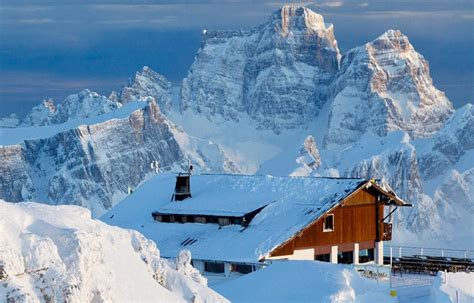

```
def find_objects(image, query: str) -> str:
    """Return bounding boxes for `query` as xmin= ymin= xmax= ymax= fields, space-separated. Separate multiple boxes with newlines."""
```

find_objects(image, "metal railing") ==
xmin=385 ymin=245 xmax=474 ymax=260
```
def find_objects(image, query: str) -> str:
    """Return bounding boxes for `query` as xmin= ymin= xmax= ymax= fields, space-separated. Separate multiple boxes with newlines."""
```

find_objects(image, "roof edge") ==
xmin=264 ymin=180 xmax=411 ymax=259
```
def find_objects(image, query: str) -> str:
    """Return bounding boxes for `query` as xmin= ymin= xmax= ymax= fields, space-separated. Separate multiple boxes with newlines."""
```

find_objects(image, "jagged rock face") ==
xmin=419 ymin=168 xmax=474 ymax=243
xmin=20 ymin=90 xmax=120 ymax=127
xmin=20 ymin=98 xmax=58 ymax=126
xmin=11 ymin=67 xmax=172 ymax=128
xmin=292 ymin=135 xmax=321 ymax=176
xmin=434 ymin=169 xmax=474 ymax=218
xmin=0 ymin=99 xmax=240 ymax=216
xmin=326 ymin=30 xmax=453 ymax=148
xmin=120 ymin=66 xmax=172 ymax=112
xmin=0 ymin=101 xmax=185 ymax=216
xmin=350 ymin=144 xmax=422 ymax=203
xmin=347 ymin=144 xmax=424 ymax=230
xmin=417 ymin=104 xmax=473 ymax=180
xmin=181 ymin=6 xmax=340 ymax=132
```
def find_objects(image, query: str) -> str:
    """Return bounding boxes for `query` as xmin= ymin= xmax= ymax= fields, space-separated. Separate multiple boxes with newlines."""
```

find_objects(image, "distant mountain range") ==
xmin=0 ymin=6 xmax=472 ymax=248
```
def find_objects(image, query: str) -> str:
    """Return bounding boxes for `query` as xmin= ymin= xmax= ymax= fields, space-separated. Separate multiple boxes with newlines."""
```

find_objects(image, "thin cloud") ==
xmin=314 ymin=1 xmax=344 ymax=8
xmin=17 ymin=18 xmax=54 ymax=24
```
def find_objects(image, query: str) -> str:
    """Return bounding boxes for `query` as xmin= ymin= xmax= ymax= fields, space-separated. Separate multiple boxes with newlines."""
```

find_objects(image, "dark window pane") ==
xmin=204 ymin=262 xmax=225 ymax=273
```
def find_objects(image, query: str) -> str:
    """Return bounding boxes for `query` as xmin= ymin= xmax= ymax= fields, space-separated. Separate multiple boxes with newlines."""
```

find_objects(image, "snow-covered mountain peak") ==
xmin=17 ymin=89 xmax=120 ymax=127
xmin=325 ymin=29 xmax=453 ymax=148
xmin=274 ymin=5 xmax=326 ymax=35
xmin=120 ymin=66 xmax=172 ymax=112
xmin=75 ymin=88 xmax=97 ymax=98
xmin=371 ymin=29 xmax=411 ymax=49
xmin=42 ymin=98 xmax=57 ymax=113
xmin=181 ymin=6 xmax=340 ymax=132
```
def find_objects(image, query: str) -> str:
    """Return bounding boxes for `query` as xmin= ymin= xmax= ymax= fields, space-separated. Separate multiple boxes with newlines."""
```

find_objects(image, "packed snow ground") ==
xmin=212 ymin=262 xmax=474 ymax=303
xmin=0 ymin=200 xmax=227 ymax=303
xmin=391 ymin=272 xmax=474 ymax=303
xmin=213 ymin=261 xmax=395 ymax=303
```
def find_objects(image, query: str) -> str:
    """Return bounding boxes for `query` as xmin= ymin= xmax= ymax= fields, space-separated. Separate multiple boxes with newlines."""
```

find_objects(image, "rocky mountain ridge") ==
xmin=181 ymin=6 xmax=340 ymax=132
xmin=0 ymin=99 xmax=237 ymax=216
xmin=0 ymin=5 xmax=472 ymax=247
xmin=326 ymin=30 xmax=453 ymax=148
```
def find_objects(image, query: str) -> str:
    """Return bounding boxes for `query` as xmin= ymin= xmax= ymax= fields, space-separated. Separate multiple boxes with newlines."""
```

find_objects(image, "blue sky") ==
xmin=1 ymin=0 xmax=473 ymax=117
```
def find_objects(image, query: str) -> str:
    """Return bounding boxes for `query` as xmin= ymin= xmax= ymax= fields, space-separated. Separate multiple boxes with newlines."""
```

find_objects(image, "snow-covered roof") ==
xmin=156 ymin=174 xmax=285 ymax=217
xmin=102 ymin=173 xmax=371 ymax=263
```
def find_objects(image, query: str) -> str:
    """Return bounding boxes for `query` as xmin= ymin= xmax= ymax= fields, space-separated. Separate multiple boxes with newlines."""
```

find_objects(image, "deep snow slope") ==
xmin=214 ymin=261 xmax=394 ymax=303
xmin=0 ymin=200 xmax=228 ymax=303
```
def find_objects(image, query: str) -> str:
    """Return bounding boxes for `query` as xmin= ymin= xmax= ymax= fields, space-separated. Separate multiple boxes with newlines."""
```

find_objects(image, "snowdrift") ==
xmin=430 ymin=271 xmax=474 ymax=302
xmin=0 ymin=200 xmax=227 ymax=302
xmin=214 ymin=261 xmax=395 ymax=303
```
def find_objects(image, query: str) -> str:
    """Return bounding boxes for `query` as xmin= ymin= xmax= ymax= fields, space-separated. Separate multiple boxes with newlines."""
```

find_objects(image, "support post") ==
xmin=224 ymin=262 xmax=231 ymax=277
xmin=353 ymin=243 xmax=360 ymax=265
xmin=330 ymin=246 xmax=338 ymax=264
xmin=375 ymin=241 xmax=384 ymax=265
xmin=390 ymin=246 xmax=393 ymax=267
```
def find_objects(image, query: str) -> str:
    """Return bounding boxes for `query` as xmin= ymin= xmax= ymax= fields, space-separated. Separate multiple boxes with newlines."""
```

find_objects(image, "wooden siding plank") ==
xmin=269 ymin=188 xmax=383 ymax=258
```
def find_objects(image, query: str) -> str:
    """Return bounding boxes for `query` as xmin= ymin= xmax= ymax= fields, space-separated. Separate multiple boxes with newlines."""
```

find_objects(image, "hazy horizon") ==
xmin=1 ymin=0 xmax=473 ymax=117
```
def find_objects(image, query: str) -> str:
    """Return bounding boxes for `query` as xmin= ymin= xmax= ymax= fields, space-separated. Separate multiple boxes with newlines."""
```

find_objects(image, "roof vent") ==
xmin=174 ymin=165 xmax=193 ymax=201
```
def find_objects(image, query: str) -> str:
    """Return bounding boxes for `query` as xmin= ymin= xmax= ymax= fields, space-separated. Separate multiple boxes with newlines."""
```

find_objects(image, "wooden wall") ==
xmin=270 ymin=189 xmax=384 ymax=257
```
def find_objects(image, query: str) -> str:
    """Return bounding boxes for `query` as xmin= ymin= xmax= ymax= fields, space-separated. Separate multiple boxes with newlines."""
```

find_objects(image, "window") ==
xmin=204 ymin=262 xmax=225 ymax=273
xmin=315 ymin=254 xmax=330 ymax=262
xmin=218 ymin=217 xmax=230 ymax=226
xmin=323 ymin=214 xmax=334 ymax=232
xmin=231 ymin=264 xmax=253 ymax=274
xmin=338 ymin=251 xmax=353 ymax=264
xmin=358 ymin=249 xmax=374 ymax=263
xmin=232 ymin=217 xmax=242 ymax=225
xmin=207 ymin=216 xmax=218 ymax=224
xmin=195 ymin=216 xmax=206 ymax=224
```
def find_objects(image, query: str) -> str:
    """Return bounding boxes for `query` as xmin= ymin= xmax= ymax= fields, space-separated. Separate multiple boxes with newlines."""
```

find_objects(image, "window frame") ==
xmin=204 ymin=261 xmax=225 ymax=274
xmin=323 ymin=214 xmax=335 ymax=232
